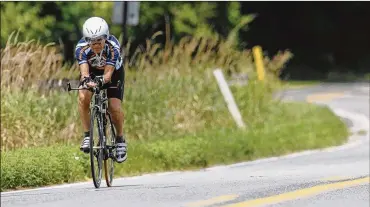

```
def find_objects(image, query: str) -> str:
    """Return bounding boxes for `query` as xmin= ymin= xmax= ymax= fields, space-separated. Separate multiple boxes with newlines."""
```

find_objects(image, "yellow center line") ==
xmin=221 ymin=176 xmax=369 ymax=207
xmin=185 ymin=195 xmax=239 ymax=207
xmin=306 ymin=92 xmax=345 ymax=103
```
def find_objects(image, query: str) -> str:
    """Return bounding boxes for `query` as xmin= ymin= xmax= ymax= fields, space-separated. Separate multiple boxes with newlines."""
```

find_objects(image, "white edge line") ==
xmin=1 ymin=171 xmax=183 ymax=195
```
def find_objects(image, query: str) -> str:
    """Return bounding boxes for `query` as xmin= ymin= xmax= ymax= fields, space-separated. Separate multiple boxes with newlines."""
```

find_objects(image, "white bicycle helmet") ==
xmin=82 ymin=17 xmax=109 ymax=41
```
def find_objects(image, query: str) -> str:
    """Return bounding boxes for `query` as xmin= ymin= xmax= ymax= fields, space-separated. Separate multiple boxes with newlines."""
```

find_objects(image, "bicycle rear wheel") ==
xmin=89 ymin=108 xmax=104 ymax=188
xmin=104 ymin=112 xmax=116 ymax=187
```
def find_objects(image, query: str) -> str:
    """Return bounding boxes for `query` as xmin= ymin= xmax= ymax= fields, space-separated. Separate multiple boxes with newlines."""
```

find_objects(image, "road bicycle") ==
xmin=67 ymin=76 xmax=122 ymax=188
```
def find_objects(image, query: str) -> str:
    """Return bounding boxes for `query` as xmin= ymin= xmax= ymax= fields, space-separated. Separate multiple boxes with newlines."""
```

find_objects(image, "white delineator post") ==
xmin=213 ymin=69 xmax=246 ymax=129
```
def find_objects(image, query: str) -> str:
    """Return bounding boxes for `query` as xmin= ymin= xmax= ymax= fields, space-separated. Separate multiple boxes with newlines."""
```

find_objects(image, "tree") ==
xmin=1 ymin=2 xmax=55 ymax=46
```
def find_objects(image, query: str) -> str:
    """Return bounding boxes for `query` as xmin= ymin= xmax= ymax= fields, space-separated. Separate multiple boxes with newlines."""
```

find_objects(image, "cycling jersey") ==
xmin=74 ymin=35 xmax=123 ymax=70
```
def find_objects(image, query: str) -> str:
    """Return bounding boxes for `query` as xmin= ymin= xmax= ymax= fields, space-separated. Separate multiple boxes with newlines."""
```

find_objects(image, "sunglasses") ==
xmin=85 ymin=35 xmax=107 ymax=44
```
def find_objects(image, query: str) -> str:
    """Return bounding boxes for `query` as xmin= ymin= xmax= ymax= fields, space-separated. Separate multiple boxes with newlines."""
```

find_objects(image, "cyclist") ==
xmin=74 ymin=16 xmax=127 ymax=163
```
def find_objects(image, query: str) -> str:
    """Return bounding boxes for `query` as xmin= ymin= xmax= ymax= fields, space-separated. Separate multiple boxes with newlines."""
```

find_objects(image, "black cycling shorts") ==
xmin=80 ymin=65 xmax=125 ymax=101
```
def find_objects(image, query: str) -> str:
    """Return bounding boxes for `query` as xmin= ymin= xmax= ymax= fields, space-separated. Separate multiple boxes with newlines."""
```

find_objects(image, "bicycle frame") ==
xmin=67 ymin=76 xmax=121 ymax=152
xmin=89 ymin=83 xmax=117 ymax=160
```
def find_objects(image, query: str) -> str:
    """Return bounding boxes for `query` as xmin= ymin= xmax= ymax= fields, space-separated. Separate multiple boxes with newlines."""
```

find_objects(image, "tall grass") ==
xmin=0 ymin=31 xmax=78 ymax=90
xmin=1 ymin=31 xmax=293 ymax=151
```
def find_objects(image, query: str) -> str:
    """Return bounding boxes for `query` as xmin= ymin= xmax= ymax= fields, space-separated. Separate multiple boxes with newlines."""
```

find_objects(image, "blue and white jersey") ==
xmin=74 ymin=35 xmax=123 ymax=70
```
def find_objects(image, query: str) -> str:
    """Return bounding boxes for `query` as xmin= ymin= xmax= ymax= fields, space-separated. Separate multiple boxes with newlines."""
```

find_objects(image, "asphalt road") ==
xmin=2 ymin=82 xmax=369 ymax=207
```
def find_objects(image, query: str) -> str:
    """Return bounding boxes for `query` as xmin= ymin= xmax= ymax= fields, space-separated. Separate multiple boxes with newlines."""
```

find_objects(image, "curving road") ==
xmin=2 ymin=82 xmax=369 ymax=207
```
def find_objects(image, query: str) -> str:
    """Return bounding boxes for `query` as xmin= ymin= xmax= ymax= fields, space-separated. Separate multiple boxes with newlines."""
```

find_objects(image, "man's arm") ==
xmin=103 ymin=64 xmax=115 ymax=84
xmin=104 ymin=42 xmax=121 ymax=84
xmin=80 ymin=63 xmax=90 ymax=81
xmin=75 ymin=43 xmax=90 ymax=81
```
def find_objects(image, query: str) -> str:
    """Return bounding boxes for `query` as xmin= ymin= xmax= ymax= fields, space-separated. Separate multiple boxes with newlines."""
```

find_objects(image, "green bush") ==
xmin=1 ymin=146 xmax=88 ymax=190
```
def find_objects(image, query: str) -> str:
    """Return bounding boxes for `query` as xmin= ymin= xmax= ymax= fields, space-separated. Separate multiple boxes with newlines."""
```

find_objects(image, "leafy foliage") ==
xmin=171 ymin=2 xmax=218 ymax=39
xmin=1 ymin=2 xmax=257 ymax=51
xmin=1 ymin=2 xmax=56 ymax=45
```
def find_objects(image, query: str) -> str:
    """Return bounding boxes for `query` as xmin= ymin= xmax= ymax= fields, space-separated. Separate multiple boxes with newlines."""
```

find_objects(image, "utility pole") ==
xmin=112 ymin=1 xmax=140 ymax=54
xmin=121 ymin=1 xmax=128 ymax=52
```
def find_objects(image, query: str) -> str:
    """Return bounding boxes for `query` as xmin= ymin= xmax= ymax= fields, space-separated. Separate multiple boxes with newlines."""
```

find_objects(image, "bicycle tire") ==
xmin=104 ymin=112 xmax=116 ymax=187
xmin=89 ymin=107 xmax=104 ymax=188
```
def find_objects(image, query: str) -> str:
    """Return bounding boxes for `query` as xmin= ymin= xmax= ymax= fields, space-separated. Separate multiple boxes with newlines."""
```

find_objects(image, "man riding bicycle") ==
xmin=74 ymin=16 xmax=127 ymax=163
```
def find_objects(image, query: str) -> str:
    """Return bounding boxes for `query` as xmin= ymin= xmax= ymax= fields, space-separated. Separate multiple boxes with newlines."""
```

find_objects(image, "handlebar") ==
xmin=67 ymin=77 xmax=122 ymax=93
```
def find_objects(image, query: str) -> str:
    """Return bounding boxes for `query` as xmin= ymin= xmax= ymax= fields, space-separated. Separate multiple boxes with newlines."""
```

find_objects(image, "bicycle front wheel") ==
xmin=89 ymin=108 xmax=104 ymax=188
xmin=104 ymin=112 xmax=116 ymax=187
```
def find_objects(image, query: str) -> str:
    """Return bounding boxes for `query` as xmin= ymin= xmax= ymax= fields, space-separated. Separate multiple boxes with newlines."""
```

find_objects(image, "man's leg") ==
xmin=78 ymin=89 xmax=93 ymax=153
xmin=108 ymin=98 xmax=124 ymax=137
xmin=107 ymin=66 xmax=127 ymax=163
xmin=108 ymin=97 xmax=127 ymax=163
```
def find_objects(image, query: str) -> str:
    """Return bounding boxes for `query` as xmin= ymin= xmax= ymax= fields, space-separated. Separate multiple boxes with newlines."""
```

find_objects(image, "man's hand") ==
xmin=79 ymin=76 xmax=96 ymax=89
xmin=86 ymin=76 xmax=104 ymax=88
